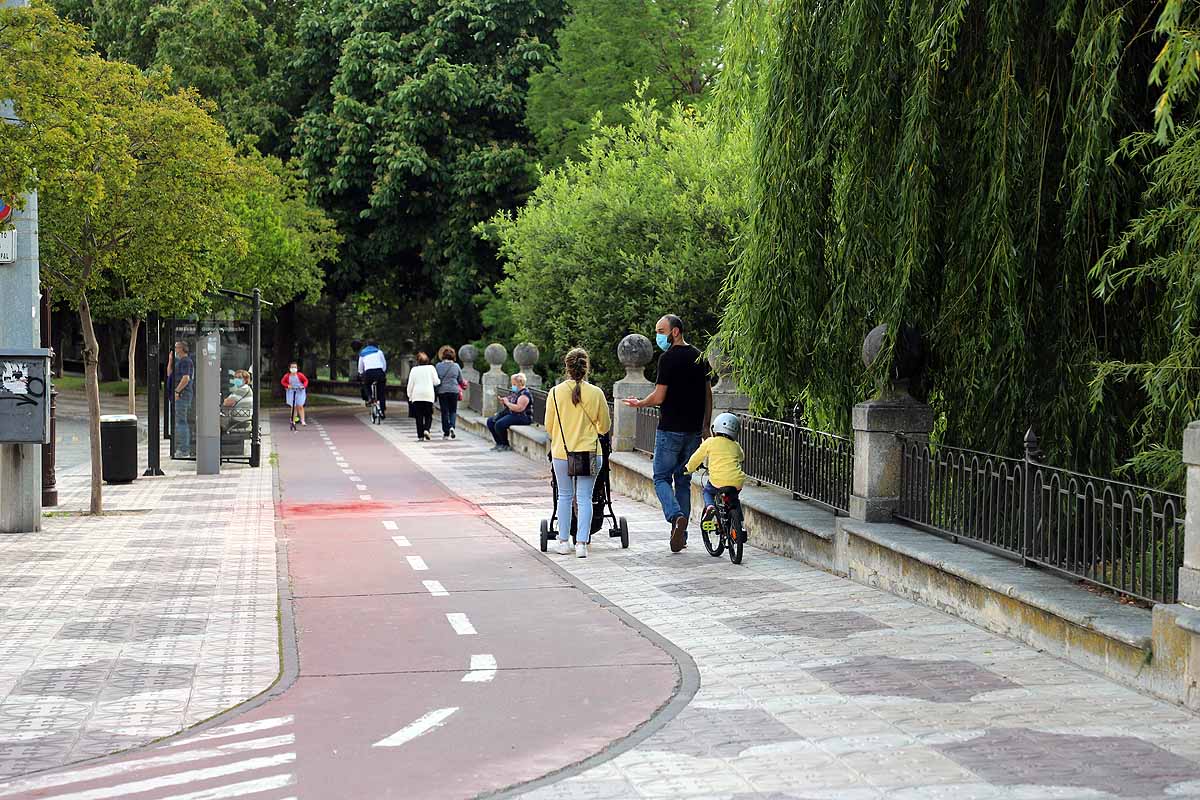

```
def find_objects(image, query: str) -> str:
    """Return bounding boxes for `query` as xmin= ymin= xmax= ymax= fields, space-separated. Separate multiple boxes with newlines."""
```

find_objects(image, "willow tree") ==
xmin=720 ymin=1 xmax=1163 ymax=471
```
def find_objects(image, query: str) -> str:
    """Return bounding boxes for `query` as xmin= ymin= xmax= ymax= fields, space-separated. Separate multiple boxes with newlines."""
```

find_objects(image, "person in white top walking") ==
xmin=406 ymin=352 xmax=439 ymax=441
xmin=358 ymin=340 xmax=389 ymax=418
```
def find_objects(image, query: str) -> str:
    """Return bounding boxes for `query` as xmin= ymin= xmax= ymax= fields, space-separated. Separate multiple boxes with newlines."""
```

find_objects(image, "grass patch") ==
xmin=53 ymin=374 xmax=142 ymax=397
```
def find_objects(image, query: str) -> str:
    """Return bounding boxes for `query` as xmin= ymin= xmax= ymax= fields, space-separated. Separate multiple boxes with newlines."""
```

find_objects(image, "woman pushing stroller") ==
xmin=544 ymin=348 xmax=611 ymax=558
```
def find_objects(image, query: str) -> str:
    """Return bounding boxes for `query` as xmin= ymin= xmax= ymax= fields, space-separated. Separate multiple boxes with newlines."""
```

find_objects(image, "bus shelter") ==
xmin=151 ymin=289 xmax=267 ymax=470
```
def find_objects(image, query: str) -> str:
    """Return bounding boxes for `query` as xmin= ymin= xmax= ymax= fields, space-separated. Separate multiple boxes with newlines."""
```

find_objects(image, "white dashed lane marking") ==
xmin=372 ymin=708 xmax=459 ymax=749
xmin=446 ymin=613 xmax=476 ymax=635
xmin=382 ymin=520 xmax=398 ymax=531
xmin=406 ymin=556 xmax=428 ymax=571
xmin=462 ymin=654 xmax=497 ymax=683
xmin=391 ymin=535 xmax=410 ymax=547
xmin=423 ymin=580 xmax=448 ymax=597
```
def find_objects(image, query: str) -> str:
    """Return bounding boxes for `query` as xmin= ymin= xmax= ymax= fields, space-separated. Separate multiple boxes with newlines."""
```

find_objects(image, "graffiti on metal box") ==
xmin=0 ymin=361 xmax=44 ymax=407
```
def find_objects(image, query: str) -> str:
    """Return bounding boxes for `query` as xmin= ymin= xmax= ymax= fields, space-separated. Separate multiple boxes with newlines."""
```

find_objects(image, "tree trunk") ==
xmin=78 ymin=294 xmax=103 ymax=515
xmin=127 ymin=318 xmax=140 ymax=415
xmin=328 ymin=294 xmax=339 ymax=380
xmin=271 ymin=299 xmax=296 ymax=399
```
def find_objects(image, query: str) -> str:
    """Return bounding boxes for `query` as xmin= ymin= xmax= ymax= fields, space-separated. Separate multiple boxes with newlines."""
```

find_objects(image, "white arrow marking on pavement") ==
xmin=423 ymin=580 xmax=448 ymax=596
xmin=382 ymin=520 xmax=398 ymax=530
xmin=462 ymin=654 xmax=497 ymax=682
xmin=446 ymin=613 xmax=476 ymax=635
xmin=372 ymin=707 xmax=459 ymax=748
xmin=406 ymin=556 xmax=428 ymax=571
xmin=146 ymin=773 xmax=296 ymax=800
xmin=161 ymin=716 xmax=293 ymax=747
xmin=391 ymin=535 xmax=410 ymax=548
xmin=20 ymin=753 xmax=296 ymax=800
xmin=0 ymin=735 xmax=294 ymax=797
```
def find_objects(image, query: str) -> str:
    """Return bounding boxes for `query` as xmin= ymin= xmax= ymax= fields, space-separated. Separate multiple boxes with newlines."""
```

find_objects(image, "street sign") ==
xmin=0 ymin=229 xmax=13 ymax=263
xmin=0 ymin=200 xmax=11 ymax=226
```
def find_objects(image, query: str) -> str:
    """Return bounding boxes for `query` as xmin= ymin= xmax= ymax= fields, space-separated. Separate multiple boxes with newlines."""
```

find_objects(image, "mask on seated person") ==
xmin=232 ymin=378 xmax=244 ymax=388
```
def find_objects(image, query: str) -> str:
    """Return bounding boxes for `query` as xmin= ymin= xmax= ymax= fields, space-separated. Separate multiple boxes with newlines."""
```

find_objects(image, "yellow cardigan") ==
xmin=545 ymin=381 xmax=611 ymax=460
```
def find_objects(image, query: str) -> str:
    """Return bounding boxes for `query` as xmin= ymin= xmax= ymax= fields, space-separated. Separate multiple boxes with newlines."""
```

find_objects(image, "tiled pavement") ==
xmin=0 ymin=421 xmax=279 ymax=780
xmin=372 ymin=417 xmax=1200 ymax=800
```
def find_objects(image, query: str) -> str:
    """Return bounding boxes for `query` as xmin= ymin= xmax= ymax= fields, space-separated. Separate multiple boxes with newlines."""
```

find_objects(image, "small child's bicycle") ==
xmin=696 ymin=467 xmax=747 ymax=565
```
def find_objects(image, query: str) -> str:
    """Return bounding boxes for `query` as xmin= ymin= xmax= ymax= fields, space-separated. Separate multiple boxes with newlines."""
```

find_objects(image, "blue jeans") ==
xmin=653 ymin=429 xmax=702 ymax=526
xmin=487 ymin=411 xmax=531 ymax=446
xmin=553 ymin=456 xmax=601 ymax=544
xmin=174 ymin=393 xmax=193 ymax=457
xmin=438 ymin=393 xmax=458 ymax=435
xmin=703 ymin=481 xmax=718 ymax=509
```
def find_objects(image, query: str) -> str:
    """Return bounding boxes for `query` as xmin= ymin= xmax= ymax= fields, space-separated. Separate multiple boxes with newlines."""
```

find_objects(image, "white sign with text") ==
xmin=0 ymin=230 xmax=14 ymax=263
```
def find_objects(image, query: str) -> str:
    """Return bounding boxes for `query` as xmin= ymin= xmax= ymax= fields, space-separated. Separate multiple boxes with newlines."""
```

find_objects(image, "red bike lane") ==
xmin=4 ymin=410 xmax=683 ymax=800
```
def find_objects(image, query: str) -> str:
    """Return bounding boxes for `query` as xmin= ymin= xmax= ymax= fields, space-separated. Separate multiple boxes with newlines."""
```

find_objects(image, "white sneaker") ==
xmin=556 ymin=540 xmax=572 ymax=555
xmin=576 ymin=543 xmax=588 ymax=558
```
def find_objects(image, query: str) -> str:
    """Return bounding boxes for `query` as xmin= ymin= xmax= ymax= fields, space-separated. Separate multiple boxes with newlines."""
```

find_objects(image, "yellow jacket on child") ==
xmin=685 ymin=435 xmax=746 ymax=490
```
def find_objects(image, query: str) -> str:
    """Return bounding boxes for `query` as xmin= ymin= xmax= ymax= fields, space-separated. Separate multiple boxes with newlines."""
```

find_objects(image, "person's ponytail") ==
xmin=564 ymin=348 xmax=589 ymax=405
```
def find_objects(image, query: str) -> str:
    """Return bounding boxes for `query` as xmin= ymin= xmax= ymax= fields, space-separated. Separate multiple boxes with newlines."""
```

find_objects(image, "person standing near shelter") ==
xmin=434 ymin=346 xmax=465 ymax=439
xmin=624 ymin=314 xmax=712 ymax=552
xmin=172 ymin=340 xmax=195 ymax=458
xmin=358 ymin=340 xmax=389 ymax=419
xmin=407 ymin=352 xmax=439 ymax=441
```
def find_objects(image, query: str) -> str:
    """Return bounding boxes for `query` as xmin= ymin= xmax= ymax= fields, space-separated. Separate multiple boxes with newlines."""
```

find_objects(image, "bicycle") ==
xmin=695 ymin=467 xmax=747 ymax=564
xmin=368 ymin=381 xmax=383 ymax=425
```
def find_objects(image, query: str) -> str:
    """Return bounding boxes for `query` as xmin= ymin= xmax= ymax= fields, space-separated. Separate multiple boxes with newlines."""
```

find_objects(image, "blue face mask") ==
xmin=232 ymin=378 xmax=244 ymax=388
xmin=510 ymin=385 xmax=520 ymax=393
xmin=656 ymin=333 xmax=671 ymax=352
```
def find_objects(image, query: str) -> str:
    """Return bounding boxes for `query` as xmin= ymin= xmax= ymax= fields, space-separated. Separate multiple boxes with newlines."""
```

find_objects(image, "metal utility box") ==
xmin=0 ymin=348 xmax=51 ymax=444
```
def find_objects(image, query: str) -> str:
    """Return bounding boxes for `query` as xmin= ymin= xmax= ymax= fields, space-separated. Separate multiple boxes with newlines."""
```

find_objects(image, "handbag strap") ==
xmin=553 ymin=382 xmax=601 ymax=447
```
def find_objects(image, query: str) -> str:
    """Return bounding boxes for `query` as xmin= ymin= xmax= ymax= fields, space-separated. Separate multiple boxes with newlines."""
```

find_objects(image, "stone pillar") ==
xmin=458 ymin=344 xmax=480 ymax=385
xmin=1181 ymin=421 xmax=1200 ymax=607
xmin=707 ymin=343 xmax=750 ymax=415
xmin=611 ymin=334 xmax=653 ymax=452
xmin=849 ymin=324 xmax=933 ymax=523
xmin=481 ymin=343 xmax=508 ymax=416
xmin=396 ymin=338 xmax=416 ymax=389
xmin=514 ymin=342 xmax=542 ymax=389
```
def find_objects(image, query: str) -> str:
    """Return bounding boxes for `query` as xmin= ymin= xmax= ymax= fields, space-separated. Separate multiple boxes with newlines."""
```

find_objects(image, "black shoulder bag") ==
xmin=552 ymin=384 xmax=594 ymax=477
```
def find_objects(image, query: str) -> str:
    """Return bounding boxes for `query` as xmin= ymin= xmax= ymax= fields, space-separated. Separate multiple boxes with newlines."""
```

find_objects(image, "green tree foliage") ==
xmin=292 ymin=0 xmax=564 ymax=337
xmin=719 ymin=1 xmax=1162 ymax=469
xmin=221 ymin=151 xmax=341 ymax=306
xmin=54 ymin=0 xmax=301 ymax=154
xmin=525 ymin=0 xmax=723 ymax=167
xmin=483 ymin=102 xmax=751 ymax=386
xmin=1089 ymin=1 xmax=1200 ymax=486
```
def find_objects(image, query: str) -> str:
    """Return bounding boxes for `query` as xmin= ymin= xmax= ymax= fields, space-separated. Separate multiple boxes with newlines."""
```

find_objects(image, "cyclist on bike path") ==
xmin=623 ymin=314 xmax=712 ymax=553
xmin=358 ymin=340 xmax=388 ymax=419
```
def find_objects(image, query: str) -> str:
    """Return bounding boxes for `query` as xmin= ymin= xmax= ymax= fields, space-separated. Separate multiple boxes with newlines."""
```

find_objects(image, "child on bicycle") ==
xmin=685 ymin=412 xmax=746 ymax=524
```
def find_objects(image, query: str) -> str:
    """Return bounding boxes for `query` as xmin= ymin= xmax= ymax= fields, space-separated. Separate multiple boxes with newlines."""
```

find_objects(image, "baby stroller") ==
xmin=540 ymin=433 xmax=630 ymax=551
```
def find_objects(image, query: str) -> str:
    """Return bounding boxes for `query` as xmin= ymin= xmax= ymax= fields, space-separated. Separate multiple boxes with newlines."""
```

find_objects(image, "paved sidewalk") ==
xmin=0 ymin=423 xmax=279 ymax=779
xmin=374 ymin=418 xmax=1200 ymax=800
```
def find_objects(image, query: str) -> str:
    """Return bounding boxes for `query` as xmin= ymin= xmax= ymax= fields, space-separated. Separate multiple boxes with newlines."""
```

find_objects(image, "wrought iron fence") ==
xmin=897 ymin=434 xmax=1186 ymax=604
xmin=634 ymin=406 xmax=659 ymax=454
xmin=467 ymin=381 xmax=482 ymax=413
xmin=736 ymin=414 xmax=853 ymax=514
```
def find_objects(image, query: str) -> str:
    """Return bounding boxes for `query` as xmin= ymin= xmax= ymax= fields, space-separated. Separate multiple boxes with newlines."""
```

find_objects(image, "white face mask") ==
xmin=289 ymin=367 xmax=298 ymax=374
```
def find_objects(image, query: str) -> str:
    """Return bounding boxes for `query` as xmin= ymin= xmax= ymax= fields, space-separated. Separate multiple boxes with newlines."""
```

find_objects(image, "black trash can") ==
xmin=100 ymin=414 xmax=139 ymax=484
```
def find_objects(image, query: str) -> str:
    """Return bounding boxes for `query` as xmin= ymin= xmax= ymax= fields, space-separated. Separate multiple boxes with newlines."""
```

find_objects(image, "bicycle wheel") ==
xmin=701 ymin=511 xmax=724 ymax=557
xmin=727 ymin=508 xmax=744 ymax=565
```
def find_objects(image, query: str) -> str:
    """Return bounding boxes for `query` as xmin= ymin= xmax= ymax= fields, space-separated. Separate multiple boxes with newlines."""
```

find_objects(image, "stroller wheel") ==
xmin=618 ymin=517 xmax=629 ymax=549
xmin=539 ymin=519 xmax=549 ymax=552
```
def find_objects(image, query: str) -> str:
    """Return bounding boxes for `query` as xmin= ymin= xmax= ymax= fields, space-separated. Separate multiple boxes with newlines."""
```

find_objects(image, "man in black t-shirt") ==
xmin=624 ymin=314 xmax=712 ymax=552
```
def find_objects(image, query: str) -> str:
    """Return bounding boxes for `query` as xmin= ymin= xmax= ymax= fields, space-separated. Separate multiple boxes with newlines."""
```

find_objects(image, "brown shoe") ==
xmin=670 ymin=515 xmax=687 ymax=553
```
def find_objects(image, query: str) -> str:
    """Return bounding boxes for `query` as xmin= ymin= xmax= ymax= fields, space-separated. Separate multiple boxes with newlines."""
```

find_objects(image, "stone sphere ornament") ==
xmin=513 ymin=342 xmax=539 ymax=367
xmin=618 ymin=334 xmax=653 ymax=372
xmin=484 ymin=343 xmax=507 ymax=370
xmin=862 ymin=323 xmax=925 ymax=395
xmin=458 ymin=344 xmax=478 ymax=366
